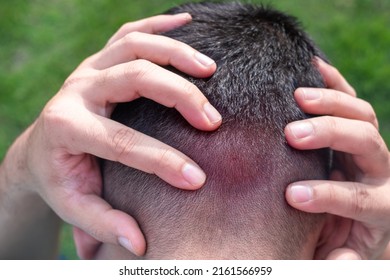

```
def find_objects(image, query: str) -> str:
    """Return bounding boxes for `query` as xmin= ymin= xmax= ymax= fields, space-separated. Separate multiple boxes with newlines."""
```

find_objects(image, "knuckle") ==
xmin=180 ymin=79 xmax=199 ymax=99
xmin=61 ymin=70 xmax=93 ymax=91
xmin=364 ymin=101 xmax=378 ymax=128
xmin=169 ymin=38 xmax=186 ymax=52
xmin=85 ymin=226 xmax=106 ymax=242
xmin=332 ymin=90 xmax=343 ymax=105
xmin=111 ymin=128 xmax=137 ymax=162
xmin=322 ymin=182 xmax=337 ymax=205
xmin=122 ymin=31 xmax=142 ymax=46
xmin=41 ymin=102 xmax=69 ymax=132
xmin=350 ymin=183 xmax=369 ymax=217
xmin=363 ymin=124 xmax=383 ymax=152
xmin=327 ymin=90 xmax=343 ymax=113
xmin=156 ymin=148 xmax=177 ymax=172
xmin=131 ymin=59 xmax=156 ymax=82
xmin=118 ymin=22 xmax=138 ymax=36
xmin=322 ymin=116 xmax=338 ymax=135
xmin=95 ymin=68 xmax=112 ymax=88
xmin=61 ymin=76 xmax=84 ymax=91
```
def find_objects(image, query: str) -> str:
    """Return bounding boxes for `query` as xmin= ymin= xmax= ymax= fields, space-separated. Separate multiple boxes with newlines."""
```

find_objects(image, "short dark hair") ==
xmin=103 ymin=2 xmax=330 ymax=259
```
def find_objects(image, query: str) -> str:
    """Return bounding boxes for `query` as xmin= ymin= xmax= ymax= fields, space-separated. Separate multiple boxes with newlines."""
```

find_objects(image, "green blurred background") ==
xmin=1 ymin=0 xmax=389 ymax=259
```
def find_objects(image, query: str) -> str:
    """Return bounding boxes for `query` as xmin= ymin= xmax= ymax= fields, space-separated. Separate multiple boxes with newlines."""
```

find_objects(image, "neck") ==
xmin=94 ymin=231 xmax=320 ymax=260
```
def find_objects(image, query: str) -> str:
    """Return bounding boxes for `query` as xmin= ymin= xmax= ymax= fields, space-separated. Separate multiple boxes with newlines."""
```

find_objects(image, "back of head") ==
xmin=102 ymin=2 xmax=330 ymax=259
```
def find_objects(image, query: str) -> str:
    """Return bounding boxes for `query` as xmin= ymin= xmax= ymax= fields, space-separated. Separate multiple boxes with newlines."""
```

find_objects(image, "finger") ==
xmin=63 ymin=194 xmax=146 ymax=256
xmin=84 ymin=60 xmax=222 ymax=131
xmin=107 ymin=13 xmax=192 ymax=46
xmin=285 ymin=117 xmax=390 ymax=177
xmin=93 ymin=32 xmax=216 ymax=77
xmin=285 ymin=180 xmax=390 ymax=223
xmin=61 ymin=112 xmax=207 ymax=190
xmin=294 ymin=88 xmax=379 ymax=129
xmin=314 ymin=57 xmax=357 ymax=96
xmin=326 ymin=248 xmax=362 ymax=260
xmin=73 ymin=227 xmax=101 ymax=259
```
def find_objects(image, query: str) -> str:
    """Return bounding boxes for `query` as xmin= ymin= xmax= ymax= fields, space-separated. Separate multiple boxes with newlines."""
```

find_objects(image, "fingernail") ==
xmin=301 ymin=88 xmax=321 ymax=100
xmin=288 ymin=122 xmax=314 ymax=139
xmin=118 ymin=236 xmax=135 ymax=254
xmin=195 ymin=52 xmax=215 ymax=67
xmin=289 ymin=185 xmax=313 ymax=203
xmin=203 ymin=102 xmax=222 ymax=124
xmin=176 ymin=12 xmax=192 ymax=23
xmin=182 ymin=163 xmax=206 ymax=187
xmin=313 ymin=56 xmax=321 ymax=66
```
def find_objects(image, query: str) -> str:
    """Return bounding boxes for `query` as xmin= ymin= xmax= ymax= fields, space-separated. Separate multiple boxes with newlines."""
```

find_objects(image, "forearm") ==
xmin=0 ymin=127 xmax=62 ymax=259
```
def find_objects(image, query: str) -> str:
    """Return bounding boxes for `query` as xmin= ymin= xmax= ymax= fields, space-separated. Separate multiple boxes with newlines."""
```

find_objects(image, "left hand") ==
xmin=284 ymin=58 xmax=390 ymax=259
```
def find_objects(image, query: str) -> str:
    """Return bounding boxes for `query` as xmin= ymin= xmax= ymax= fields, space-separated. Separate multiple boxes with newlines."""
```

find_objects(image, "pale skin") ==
xmin=285 ymin=58 xmax=390 ymax=259
xmin=0 ymin=13 xmax=221 ymax=259
xmin=0 ymin=14 xmax=389 ymax=260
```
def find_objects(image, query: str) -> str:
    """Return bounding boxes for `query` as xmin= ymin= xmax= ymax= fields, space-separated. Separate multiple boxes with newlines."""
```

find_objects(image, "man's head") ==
xmin=100 ymin=2 xmax=330 ymax=259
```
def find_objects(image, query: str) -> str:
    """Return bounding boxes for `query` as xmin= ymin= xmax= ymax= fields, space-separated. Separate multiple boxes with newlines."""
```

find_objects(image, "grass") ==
xmin=1 ymin=0 xmax=389 ymax=259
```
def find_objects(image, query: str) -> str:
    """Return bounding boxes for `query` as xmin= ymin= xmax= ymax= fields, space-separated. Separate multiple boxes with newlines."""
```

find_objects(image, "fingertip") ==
xmin=118 ymin=236 xmax=146 ymax=256
xmin=284 ymin=121 xmax=315 ymax=146
xmin=195 ymin=52 xmax=216 ymax=68
xmin=286 ymin=184 xmax=314 ymax=204
xmin=175 ymin=12 xmax=192 ymax=23
xmin=191 ymin=52 xmax=217 ymax=78
xmin=203 ymin=102 xmax=222 ymax=128
xmin=182 ymin=102 xmax=221 ymax=132
xmin=181 ymin=162 xmax=207 ymax=190
xmin=326 ymin=248 xmax=362 ymax=260
xmin=121 ymin=236 xmax=146 ymax=257
xmin=115 ymin=212 xmax=147 ymax=256
xmin=285 ymin=183 xmax=324 ymax=214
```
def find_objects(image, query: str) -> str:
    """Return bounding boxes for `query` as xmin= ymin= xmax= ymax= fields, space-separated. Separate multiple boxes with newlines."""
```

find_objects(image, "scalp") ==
xmin=103 ymin=2 xmax=330 ymax=259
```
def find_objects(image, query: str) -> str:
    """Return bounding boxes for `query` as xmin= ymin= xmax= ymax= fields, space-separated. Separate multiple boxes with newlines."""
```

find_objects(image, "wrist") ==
xmin=0 ymin=124 xmax=39 ymax=200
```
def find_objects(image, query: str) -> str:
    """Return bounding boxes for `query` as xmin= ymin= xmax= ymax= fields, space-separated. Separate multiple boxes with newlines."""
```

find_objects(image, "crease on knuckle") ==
xmin=95 ymin=68 xmax=112 ymax=88
xmin=112 ymin=128 xmax=137 ymax=162
xmin=120 ymin=23 xmax=139 ymax=36
xmin=132 ymin=59 xmax=155 ymax=84
xmin=333 ymin=89 xmax=343 ymax=105
xmin=156 ymin=148 xmax=177 ymax=173
xmin=180 ymin=80 xmax=199 ymax=102
xmin=327 ymin=90 xmax=342 ymax=114
xmin=61 ymin=76 xmax=85 ymax=91
xmin=170 ymin=39 xmax=186 ymax=55
xmin=61 ymin=70 xmax=94 ymax=92
xmin=350 ymin=183 xmax=369 ymax=217
xmin=320 ymin=117 xmax=338 ymax=146
xmin=41 ymin=103 xmax=70 ymax=136
xmin=322 ymin=182 xmax=336 ymax=210
xmin=122 ymin=31 xmax=142 ymax=47
xmin=364 ymin=124 xmax=383 ymax=152
xmin=365 ymin=102 xmax=378 ymax=128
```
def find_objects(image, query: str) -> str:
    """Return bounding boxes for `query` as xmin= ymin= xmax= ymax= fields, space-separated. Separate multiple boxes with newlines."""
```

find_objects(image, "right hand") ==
xmin=10 ymin=13 xmax=221 ymax=258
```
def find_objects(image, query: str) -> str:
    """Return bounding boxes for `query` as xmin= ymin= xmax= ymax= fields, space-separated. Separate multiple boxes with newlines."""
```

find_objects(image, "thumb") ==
xmin=60 ymin=194 xmax=146 ymax=257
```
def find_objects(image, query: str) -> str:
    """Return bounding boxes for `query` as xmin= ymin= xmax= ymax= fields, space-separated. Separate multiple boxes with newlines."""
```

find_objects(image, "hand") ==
xmin=10 ymin=14 xmax=221 ymax=259
xmin=284 ymin=58 xmax=390 ymax=259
